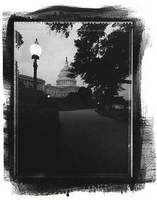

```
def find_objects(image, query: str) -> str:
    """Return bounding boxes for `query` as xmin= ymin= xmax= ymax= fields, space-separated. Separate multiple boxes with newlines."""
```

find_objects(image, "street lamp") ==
xmin=30 ymin=38 xmax=42 ymax=90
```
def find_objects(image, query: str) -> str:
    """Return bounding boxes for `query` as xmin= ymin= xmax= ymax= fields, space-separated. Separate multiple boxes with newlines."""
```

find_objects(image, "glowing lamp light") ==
xmin=29 ymin=38 xmax=42 ymax=90
xmin=30 ymin=39 xmax=42 ymax=58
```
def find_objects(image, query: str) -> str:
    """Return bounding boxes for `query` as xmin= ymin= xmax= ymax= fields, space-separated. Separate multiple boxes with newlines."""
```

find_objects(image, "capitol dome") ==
xmin=56 ymin=57 xmax=77 ymax=87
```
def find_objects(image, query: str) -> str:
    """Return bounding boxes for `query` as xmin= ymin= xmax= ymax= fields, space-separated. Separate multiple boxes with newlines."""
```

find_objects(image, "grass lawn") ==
xmin=18 ymin=104 xmax=60 ymax=175
xmin=56 ymin=109 xmax=129 ymax=174
xmin=18 ymin=105 xmax=129 ymax=176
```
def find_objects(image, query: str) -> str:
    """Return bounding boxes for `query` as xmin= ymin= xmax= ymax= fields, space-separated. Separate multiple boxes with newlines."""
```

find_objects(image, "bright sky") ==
xmin=14 ymin=22 xmax=84 ymax=86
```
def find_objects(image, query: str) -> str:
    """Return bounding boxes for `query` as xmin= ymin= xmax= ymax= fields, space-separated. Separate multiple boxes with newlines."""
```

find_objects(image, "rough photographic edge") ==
xmin=3 ymin=5 xmax=155 ymax=194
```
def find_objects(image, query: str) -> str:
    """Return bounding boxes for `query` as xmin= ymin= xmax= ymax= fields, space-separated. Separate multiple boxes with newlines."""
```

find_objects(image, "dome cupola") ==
xmin=56 ymin=57 xmax=77 ymax=87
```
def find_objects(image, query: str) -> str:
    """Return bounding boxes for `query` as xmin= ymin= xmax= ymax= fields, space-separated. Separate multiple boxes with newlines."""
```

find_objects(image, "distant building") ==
xmin=19 ymin=74 xmax=45 ymax=92
xmin=45 ymin=57 xmax=80 ymax=98
xmin=18 ymin=57 xmax=80 ymax=97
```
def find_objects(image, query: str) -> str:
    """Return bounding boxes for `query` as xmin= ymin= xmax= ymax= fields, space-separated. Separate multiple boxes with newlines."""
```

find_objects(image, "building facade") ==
xmin=45 ymin=57 xmax=80 ymax=98
xmin=19 ymin=74 xmax=45 ymax=92
xmin=18 ymin=58 xmax=79 ymax=97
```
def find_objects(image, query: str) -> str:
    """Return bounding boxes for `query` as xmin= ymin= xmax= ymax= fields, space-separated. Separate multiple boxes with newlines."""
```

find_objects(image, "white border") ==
xmin=1 ymin=0 xmax=157 ymax=199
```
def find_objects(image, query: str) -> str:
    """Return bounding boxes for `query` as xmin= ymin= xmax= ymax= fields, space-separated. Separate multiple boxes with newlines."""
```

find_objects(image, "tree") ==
xmin=46 ymin=22 xmax=73 ymax=38
xmin=70 ymin=23 xmax=131 ymax=109
xmin=4 ymin=17 xmax=24 ymax=81
xmin=78 ymin=87 xmax=93 ymax=107
xmin=46 ymin=22 xmax=132 ymax=109
xmin=15 ymin=30 xmax=24 ymax=49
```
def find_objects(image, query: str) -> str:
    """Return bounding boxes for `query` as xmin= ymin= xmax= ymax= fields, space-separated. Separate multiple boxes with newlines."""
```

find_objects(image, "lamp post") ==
xmin=30 ymin=38 xmax=42 ymax=90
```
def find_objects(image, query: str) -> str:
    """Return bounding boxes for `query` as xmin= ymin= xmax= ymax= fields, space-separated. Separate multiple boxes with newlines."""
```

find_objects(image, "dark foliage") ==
xmin=15 ymin=30 xmax=24 ymax=49
xmin=49 ymin=87 xmax=95 ymax=110
xmin=46 ymin=22 xmax=73 ymax=38
xmin=18 ymin=87 xmax=60 ymax=175
xmin=71 ymin=23 xmax=131 ymax=107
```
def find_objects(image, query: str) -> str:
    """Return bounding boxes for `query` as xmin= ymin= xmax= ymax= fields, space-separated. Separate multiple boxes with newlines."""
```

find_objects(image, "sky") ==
xmin=15 ymin=22 xmax=84 ymax=86
xmin=14 ymin=22 xmax=130 ymax=99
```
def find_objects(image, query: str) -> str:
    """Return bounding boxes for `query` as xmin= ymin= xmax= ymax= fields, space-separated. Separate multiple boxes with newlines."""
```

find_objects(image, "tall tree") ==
xmin=15 ymin=30 xmax=24 ymax=49
xmin=70 ymin=23 xmax=131 ymax=107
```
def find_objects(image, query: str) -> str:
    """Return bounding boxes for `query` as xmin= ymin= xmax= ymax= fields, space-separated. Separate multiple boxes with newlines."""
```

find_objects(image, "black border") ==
xmin=14 ymin=21 xmax=133 ymax=180
xmin=3 ymin=6 xmax=155 ymax=194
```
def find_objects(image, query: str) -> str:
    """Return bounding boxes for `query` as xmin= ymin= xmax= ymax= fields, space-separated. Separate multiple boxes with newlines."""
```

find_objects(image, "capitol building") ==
xmin=19 ymin=57 xmax=80 ymax=98
xmin=45 ymin=57 xmax=80 ymax=98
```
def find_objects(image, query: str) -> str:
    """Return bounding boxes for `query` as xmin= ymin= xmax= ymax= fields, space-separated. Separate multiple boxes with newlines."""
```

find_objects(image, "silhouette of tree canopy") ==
xmin=15 ymin=30 xmax=24 ymax=49
xmin=46 ymin=22 xmax=73 ymax=38
xmin=71 ymin=23 xmax=131 ymax=106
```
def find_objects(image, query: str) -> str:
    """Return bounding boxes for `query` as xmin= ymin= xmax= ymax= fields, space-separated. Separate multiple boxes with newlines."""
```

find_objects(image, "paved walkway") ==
xmin=57 ymin=109 xmax=128 ymax=173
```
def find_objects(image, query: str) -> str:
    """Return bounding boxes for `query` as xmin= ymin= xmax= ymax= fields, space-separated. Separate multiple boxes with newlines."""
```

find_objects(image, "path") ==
xmin=57 ymin=109 xmax=128 ymax=174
